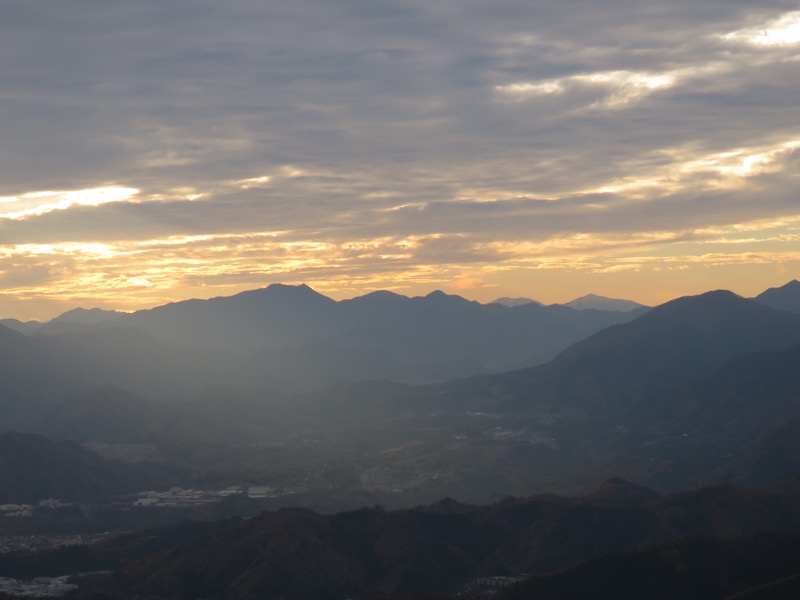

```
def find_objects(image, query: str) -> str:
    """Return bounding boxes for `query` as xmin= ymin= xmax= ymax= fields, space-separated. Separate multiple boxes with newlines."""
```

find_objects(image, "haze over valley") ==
xmin=1 ymin=280 xmax=800 ymax=597
xmin=2 ymin=1 xmax=800 ymax=597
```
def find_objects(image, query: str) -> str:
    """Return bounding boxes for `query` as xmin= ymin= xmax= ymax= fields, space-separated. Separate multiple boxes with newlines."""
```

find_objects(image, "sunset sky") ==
xmin=1 ymin=1 xmax=800 ymax=320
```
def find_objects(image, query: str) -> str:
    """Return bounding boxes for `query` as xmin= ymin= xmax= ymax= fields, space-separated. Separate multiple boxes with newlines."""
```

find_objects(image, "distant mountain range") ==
xmin=0 ymin=284 xmax=647 ymax=408
xmin=2 ymin=279 xmax=800 ymax=504
xmin=490 ymin=292 xmax=647 ymax=311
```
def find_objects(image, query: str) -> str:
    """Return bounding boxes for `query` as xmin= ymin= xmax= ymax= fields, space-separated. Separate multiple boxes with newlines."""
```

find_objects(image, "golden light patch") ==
xmin=494 ymin=66 xmax=723 ymax=109
xmin=720 ymin=11 xmax=800 ymax=47
xmin=0 ymin=186 xmax=139 ymax=220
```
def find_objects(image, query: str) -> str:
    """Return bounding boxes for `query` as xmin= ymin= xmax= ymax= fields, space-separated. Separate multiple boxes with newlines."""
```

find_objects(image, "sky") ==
xmin=1 ymin=1 xmax=800 ymax=320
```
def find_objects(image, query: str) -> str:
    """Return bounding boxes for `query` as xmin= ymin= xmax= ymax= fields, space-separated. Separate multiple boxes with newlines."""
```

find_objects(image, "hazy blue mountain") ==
xmin=33 ymin=385 xmax=160 ymax=443
xmin=30 ymin=384 xmax=290 ymax=448
xmin=35 ymin=307 xmax=124 ymax=336
xmin=50 ymin=307 xmax=123 ymax=324
xmin=114 ymin=284 xmax=639 ymax=367
xmin=0 ymin=321 xmax=240 ymax=428
xmin=490 ymin=296 xmax=541 ymax=307
xmin=333 ymin=288 xmax=645 ymax=373
xmin=44 ymin=326 xmax=236 ymax=400
xmin=28 ymin=284 xmax=644 ymax=390
xmin=0 ymin=431 xmax=166 ymax=503
xmin=120 ymin=283 xmax=339 ymax=351
xmin=0 ymin=318 xmax=40 ymax=335
xmin=562 ymin=293 xmax=646 ymax=312
xmin=0 ymin=323 xmax=98 ymax=426
xmin=754 ymin=279 xmax=800 ymax=313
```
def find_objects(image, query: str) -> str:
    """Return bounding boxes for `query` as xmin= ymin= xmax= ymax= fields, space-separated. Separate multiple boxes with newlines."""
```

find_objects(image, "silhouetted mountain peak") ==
xmin=350 ymin=290 xmax=408 ymax=303
xmin=563 ymin=293 xmax=645 ymax=312
xmin=491 ymin=297 xmax=541 ymax=307
xmin=423 ymin=290 xmax=472 ymax=304
xmin=50 ymin=307 xmax=122 ymax=325
xmin=254 ymin=282 xmax=332 ymax=301
xmin=639 ymin=289 xmax=747 ymax=322
xmin=755 ymin=279 xmax=800 ymax=314
xmin=199 ymin=283 xmax=337 ymax=313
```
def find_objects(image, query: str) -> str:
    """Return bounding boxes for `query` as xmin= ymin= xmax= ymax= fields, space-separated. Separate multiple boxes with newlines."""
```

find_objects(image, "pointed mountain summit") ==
xmin=563 ymin=293 xmax=645 ymax=312
xmin=349 ymin=290 xmax=408 ymax=303
xmin=121 ymin=283 xmax=339 ymax=351
xmin=754 ymin=279 xmax=800 ymax=313
xmin=233 ymin=282 xmax=334 ymax=304
xmin=423 ymin=289 xmax=476 ymax=305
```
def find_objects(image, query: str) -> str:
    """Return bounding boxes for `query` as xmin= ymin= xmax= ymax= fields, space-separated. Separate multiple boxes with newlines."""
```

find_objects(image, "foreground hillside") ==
xmin=0 ymin=480 xmax=791 ymax=599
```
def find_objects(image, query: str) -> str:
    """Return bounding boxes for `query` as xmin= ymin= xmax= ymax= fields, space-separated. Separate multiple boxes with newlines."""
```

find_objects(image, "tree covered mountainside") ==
xmin=1 ymin=480 xmax=794 ymax=599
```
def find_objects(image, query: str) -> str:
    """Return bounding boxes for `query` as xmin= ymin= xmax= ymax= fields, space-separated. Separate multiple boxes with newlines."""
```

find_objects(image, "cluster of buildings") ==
xmin=0 ymin=499 xmax=71 ymax=519
xmin=0 ymin=576 xmax=76 ymax=598
xmin=133 ymin=484 xmax=280 ymax=507
xmin=0 ymin=534 xmax=109 ymax=554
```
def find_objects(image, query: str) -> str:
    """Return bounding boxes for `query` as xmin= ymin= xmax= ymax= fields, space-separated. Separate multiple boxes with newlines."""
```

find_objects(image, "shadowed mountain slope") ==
xmin=443 ymin=290 xmax=800 ymax=417
xmin=754 ymin=279 xmax=800 ymax=314
xmin=504 ymin=532 xmax=800 ymax=600
xmin=631 ymin=343 xmax=800 ymax=438
xmin=0 ymin=432 xmax=169 ymax=503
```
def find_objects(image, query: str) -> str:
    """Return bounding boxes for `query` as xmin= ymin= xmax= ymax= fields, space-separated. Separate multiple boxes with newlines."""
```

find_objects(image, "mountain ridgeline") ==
xmin=0 ymin=281 xmax=800 ymax=598
xmin=0 ymin=281 xmax=796 ymax=499
xmin=0 ymin=284 xmax=645 ymax=426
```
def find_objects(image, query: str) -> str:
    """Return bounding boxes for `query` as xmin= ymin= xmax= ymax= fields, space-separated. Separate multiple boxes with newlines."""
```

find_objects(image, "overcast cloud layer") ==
xmin=1 ymin=0 xmax=799 ymax=318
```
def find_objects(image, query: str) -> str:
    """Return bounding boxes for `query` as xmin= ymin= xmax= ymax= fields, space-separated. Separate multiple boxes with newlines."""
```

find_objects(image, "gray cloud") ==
xmin=2 ymin=0 xmax=800 ymax=311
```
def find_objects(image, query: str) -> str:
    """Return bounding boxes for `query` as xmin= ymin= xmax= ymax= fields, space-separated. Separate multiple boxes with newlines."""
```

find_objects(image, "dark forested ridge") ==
xmin=14 ymin=480 xmax=795 ymax=599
